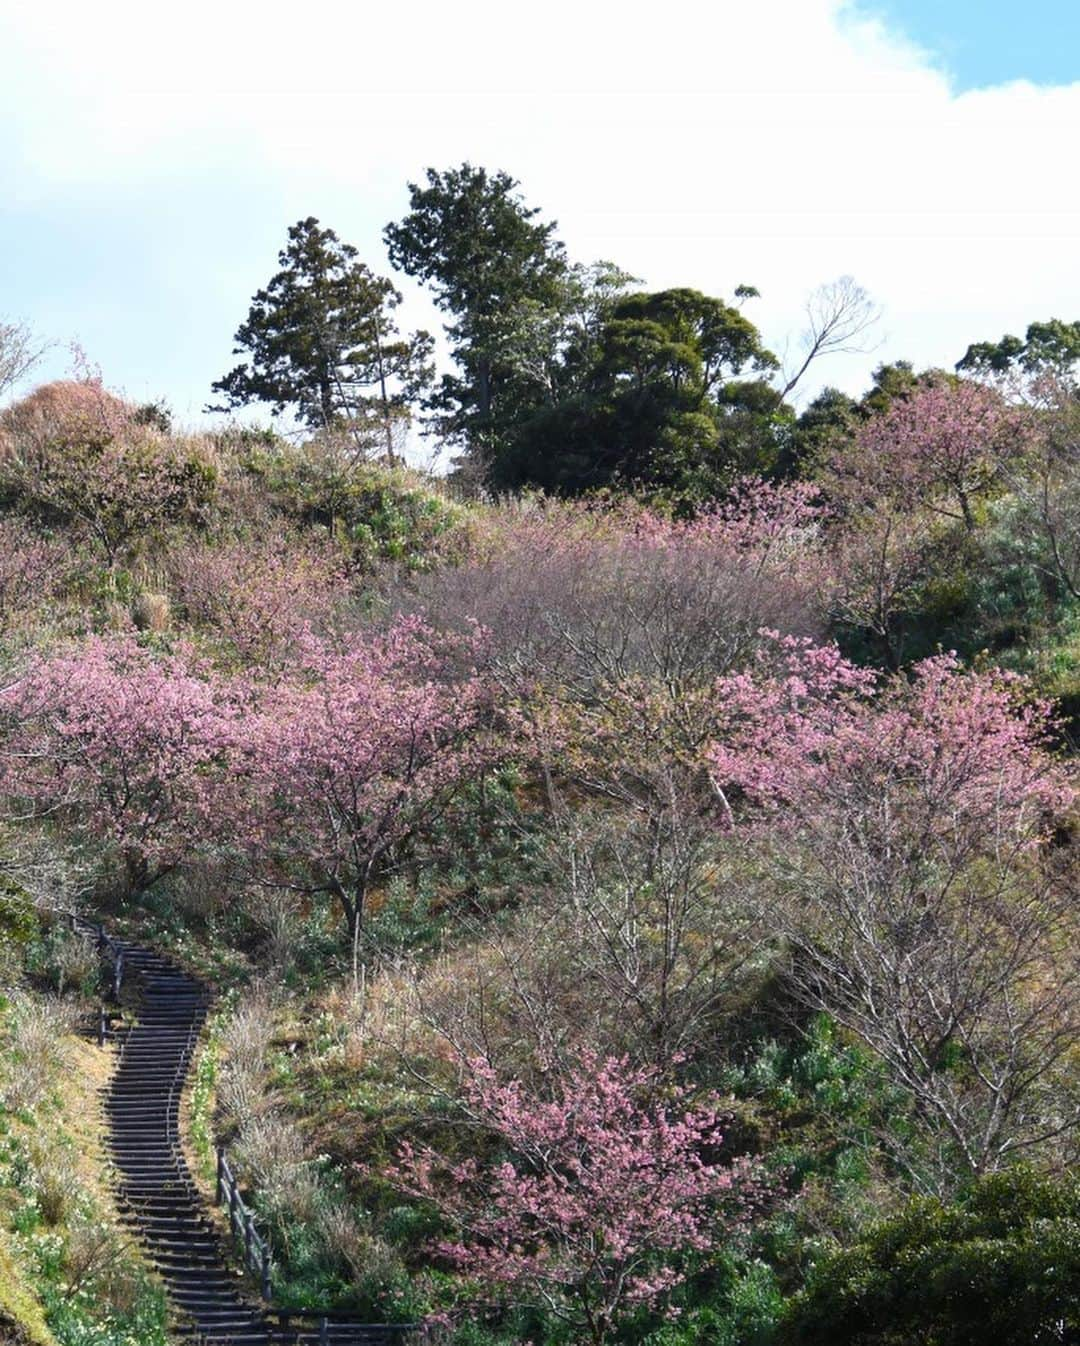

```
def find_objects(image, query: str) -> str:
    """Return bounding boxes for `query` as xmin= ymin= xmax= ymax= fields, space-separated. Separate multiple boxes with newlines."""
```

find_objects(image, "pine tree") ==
xmin=210 ymin=218 xmax=432 ymax=460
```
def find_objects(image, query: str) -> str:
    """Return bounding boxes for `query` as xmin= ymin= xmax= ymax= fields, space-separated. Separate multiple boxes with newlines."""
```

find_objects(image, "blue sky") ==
xmin=862 ymin=0 xmax=1080 ymax=90
xmin=2 ymin=0 xmax=1079 ymax=460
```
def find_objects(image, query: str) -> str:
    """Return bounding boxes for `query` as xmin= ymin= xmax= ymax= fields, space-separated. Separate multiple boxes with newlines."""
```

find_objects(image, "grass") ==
xmin=0 ymin=1233 xmax=58 ymax=1346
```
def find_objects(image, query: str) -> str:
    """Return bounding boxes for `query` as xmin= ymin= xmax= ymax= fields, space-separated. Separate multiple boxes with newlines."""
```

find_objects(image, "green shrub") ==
xmin=782 ymin=1167 xmax=1080 ymax=1345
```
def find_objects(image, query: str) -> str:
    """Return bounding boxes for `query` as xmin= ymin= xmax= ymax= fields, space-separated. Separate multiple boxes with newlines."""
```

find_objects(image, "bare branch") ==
xmin=780 ymin=275 xmax=881 ymax=399
xmin=0 ymin=319 xmax=47 ymax=403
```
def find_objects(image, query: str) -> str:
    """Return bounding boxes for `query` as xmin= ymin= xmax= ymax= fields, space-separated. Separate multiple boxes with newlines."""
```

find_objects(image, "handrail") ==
xmin=47 ymin=906 xmax=421 ymax=1342
xmin=215 ymin=1147 xmax=421 ymax=1340
xmin=216 ymin=1146 xmax=273 ymax=1301
xmin=46 ymin=907 xmax=126 ymax=1036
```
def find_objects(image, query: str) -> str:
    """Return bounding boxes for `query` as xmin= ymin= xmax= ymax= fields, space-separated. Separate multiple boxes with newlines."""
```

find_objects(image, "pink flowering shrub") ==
xmin=391 ymin=1053 xmax=764 ymax=1344
xmin=829 ymin=376 xmax=1033 ymax=529
xmin=413 ymin=482 xmax=828 ymax=694
xmin=0 ymin=636 xmax=241 ymax=891
xmin=0 ymin=517 xmax=70 ymax=645
xmin=166 ymin=530 xmax=347 ymax=671
xmin=707 ymin=636 xmax=1079 ymax=1178
xmin=708 ymin=633 xmax=1071 ymax=837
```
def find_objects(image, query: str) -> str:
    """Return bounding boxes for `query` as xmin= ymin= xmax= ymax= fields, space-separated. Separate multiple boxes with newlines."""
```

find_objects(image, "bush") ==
xmin=783 ymin=1167 xmax=1080 ymax=1345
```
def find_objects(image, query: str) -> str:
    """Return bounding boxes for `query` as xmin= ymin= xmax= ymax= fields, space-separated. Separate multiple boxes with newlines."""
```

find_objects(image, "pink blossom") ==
xmin=830 ymin=376 xmax=1034 ymax=529
xmin=237 ymin=616 xmax=502 ymax=962
xmin=708 ymin=634 xmax=1074 ymax=840
xmin=0 ymin=635 xmax=243 ymax=889
xmin=390 ymin=1053 xmax=765 ymax=1344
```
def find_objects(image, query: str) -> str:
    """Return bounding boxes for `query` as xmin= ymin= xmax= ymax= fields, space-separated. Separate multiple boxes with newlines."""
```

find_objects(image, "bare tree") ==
xmin=780 ymin=276 xmax=881 ymax=399
xmin=773 ymin=819 xmax=1080 ymax=1193
xmin=403 ymin=801 xmax=766 ymax=1075
xmin=0 ymin=318 xmax=46 ymax=404
xmin=827 ymin=507 xmax=939 ymax=671
xmin=999 ymin=375 xmax=1080 ymax=601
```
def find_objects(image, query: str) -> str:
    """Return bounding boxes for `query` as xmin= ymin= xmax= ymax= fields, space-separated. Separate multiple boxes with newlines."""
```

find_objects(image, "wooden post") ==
xmin=245 ymin=1213 xmax=254 ymax=1266
xmin=216 ymin=1147 xmax=225 ymax=1204
xmin=261 ymin=1245 xmax=271 ymax=1301
xmin=113 ymin=950 xmax=124 ymax=1001
xmin=98 ymin=1005 xmax=106 ymax=1048
xmin=230 ymin=1183 xmax=239 ymax=1237
xmin=319 ymin=1318 xmax=330 ymax=1346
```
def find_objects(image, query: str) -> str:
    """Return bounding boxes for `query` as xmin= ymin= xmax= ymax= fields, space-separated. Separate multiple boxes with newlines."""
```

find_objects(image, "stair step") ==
xmin=84 ymin=924 xmax=413 ymax=1346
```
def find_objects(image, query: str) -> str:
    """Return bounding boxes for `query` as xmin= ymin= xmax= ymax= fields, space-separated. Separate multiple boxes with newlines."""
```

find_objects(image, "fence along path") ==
xmin=68 ymin=914 xmax=415 ymax=1346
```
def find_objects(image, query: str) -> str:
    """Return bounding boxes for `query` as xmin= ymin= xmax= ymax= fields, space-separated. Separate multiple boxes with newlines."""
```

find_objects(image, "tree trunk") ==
xmin=339 ymin=880 xmax=368 ymax=994
xmin=319 ymin=372 xmax=335 ymax=428
xmin=375 ymin=332 xmax=396 ymax=466
xmin=477 ymin=357 xmax=492 ymax=421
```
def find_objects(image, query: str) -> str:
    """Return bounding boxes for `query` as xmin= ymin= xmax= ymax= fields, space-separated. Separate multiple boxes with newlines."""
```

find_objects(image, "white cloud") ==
xmin=2 ymin=0 xmax=1079 ymax=417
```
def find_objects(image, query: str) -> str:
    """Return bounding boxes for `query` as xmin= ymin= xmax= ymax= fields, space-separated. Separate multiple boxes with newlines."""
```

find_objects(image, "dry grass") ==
xmin=0 ymin=993 xmax=75 ymax=1113
xmin=131 ymin=591 xmax=170 ymax=633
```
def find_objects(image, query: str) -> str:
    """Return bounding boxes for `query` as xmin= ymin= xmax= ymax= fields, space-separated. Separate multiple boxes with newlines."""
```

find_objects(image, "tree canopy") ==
xmin=210 ymin=217 xmax=433 ymax=457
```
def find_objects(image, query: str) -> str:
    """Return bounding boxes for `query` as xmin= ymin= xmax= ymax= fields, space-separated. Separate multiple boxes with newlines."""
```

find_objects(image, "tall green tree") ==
xmin=958 ymin=318 xmax=1080 ymax=380
xmin=384 ymin=164 xmax=570 ymax=465
xmin=491 ymin=287 xmax=782 ymax=499
xmin=210 ymin=218 xmax=433 ymax=460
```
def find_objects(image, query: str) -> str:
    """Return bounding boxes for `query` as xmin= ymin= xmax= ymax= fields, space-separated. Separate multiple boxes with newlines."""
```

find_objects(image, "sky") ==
xmin=1 ymin=0 xmax=1079 ymax=462
xmin=865 ymin=0 xmax=1080 ymax=90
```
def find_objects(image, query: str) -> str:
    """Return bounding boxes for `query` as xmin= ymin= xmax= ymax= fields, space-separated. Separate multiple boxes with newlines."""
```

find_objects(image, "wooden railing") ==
xmin=216 ymin=1148 xmax=420 ymax=1342
xmin=57 ymin=909 xmax=126 ymax=1043
xmin=215 ymin=1145 xmax=274 ymax=1300
xmin=266 ymin=1308 xmax=417 ymax=1344
xmin=56 ymin=907 xmax=421 ymax=1343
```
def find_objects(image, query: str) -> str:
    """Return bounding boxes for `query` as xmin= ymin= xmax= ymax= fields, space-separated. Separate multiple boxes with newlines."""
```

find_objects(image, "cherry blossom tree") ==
xmin=0 ymin=517 xmax=69 ymax=650
xmin=707 ymin=638 xmax=1079 ymax=1185
xmin=708 ymin=636 xmax=1068 ymax=831
xmin=166 ymin=530 xmax=346 ymax=671
xmin=241 ymin=616 xmax=499 ymax=979
xmin=0 ymin=636 xmax=240 ymax=892
xmin=825 ymin=508 xmax=940 ymax=670
xmin=410 ymin=484 xmax=828 ymax=827
xmin=391 ymin=1053 xmax=764 ymax=1344
xmin=829 ymin=376 xmax=1031 ymax=531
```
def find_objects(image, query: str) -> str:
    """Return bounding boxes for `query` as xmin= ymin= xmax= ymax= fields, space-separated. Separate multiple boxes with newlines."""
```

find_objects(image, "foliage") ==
xmin=166 ymin=528 xmax=346 ymax=669
xmin=0 ymin=379 xmax=216 ymax=566
xmin=391 ymin=1053 xmax=766 ymax=1345
xmin=958 ymin=317 xmax=1080 ymax=380
xmin=384 ymin=162 xmax=569 ymax=466
xmin=491 ymin=287 xmax=783 ymax=500
xmin=210 ymin=217 xmax=433 ymax=450
xmin=784 ymin=1167 xmax=1080 ymax=1345
xmin=238 ymin=437 xmax=472 ymax=564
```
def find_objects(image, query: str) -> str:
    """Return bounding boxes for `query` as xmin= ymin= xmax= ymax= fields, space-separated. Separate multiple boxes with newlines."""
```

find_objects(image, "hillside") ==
xmin=0 ymin=367 xmax=1078 ymax=1346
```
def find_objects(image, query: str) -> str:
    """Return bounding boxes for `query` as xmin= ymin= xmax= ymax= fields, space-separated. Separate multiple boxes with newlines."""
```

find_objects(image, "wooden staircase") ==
xmin=92 ymin=930 xmax=414 ymax=1346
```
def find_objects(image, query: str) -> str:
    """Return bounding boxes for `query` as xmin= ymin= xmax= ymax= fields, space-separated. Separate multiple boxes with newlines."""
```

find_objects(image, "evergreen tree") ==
xmin=384 ymin=164 xmax=569 ymax=465
xmin=958 ymin=317 xmax=1080 ymax=379
xmin=210 ymin=218 xmax=433 ymax=459
xmin=491 ymin=287 xmax=782 ymax=499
